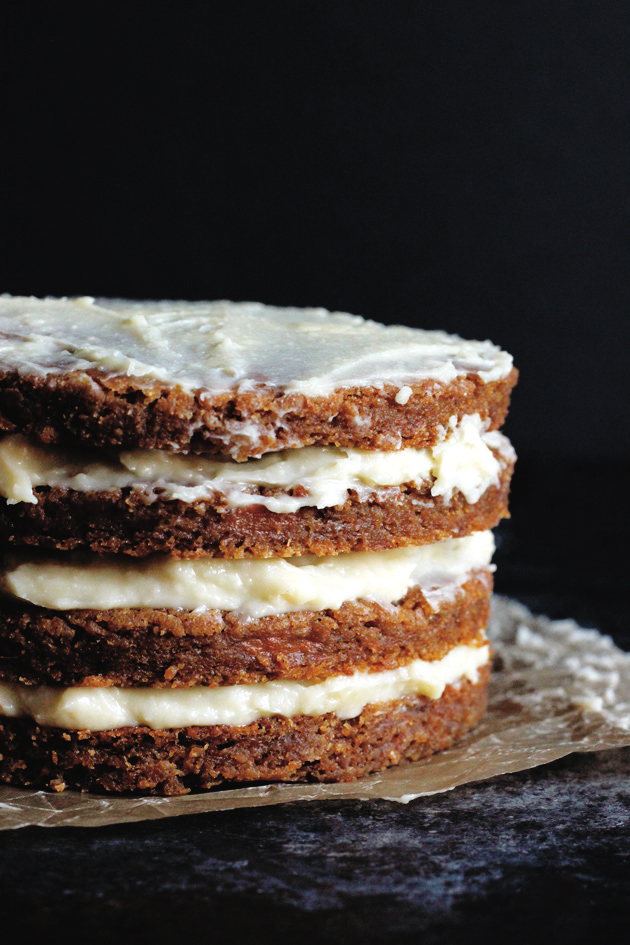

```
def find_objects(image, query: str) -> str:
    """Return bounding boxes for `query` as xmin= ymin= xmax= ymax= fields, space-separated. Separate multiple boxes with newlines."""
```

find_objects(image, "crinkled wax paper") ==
xmin=1 ymin=596 xmax=629 ymax=829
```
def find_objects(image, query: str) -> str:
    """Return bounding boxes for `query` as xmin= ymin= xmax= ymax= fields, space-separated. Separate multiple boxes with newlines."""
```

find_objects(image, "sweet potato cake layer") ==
xmin=0 ymin=572 xmax=491 ymax=688
xmin=0 ymin=457 xmax=513 ymax=558
xmin=0 ymin=368 xmax=517 ymax=459
xmin=0 ymin=668 xmax=489 ymax=795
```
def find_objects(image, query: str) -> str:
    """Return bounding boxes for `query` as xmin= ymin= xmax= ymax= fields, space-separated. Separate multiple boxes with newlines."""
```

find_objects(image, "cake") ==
xmin=0 ymin=297 xmax=517 ymax=794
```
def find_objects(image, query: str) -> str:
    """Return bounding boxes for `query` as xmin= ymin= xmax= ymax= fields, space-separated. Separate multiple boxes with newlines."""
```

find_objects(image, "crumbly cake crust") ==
xmin=0 ymin=669 xmax=489 ymax=795
xmin=0 ymin=458 xmax=513 ymax=558
xmin=0 ymin=368 xmax=517 ymax=459
xmin=0 ymin=572 xmax=491 ymax=688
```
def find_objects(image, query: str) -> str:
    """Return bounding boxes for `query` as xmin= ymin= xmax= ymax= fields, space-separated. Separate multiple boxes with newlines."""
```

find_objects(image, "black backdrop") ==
xmin=2 ymin=8 xmax=630 ymax=934
xmin=2 ymin=1 xmax=629 ymax=460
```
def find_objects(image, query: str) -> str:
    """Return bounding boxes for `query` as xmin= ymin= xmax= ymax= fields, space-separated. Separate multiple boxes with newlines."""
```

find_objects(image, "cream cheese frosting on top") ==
xmin=0 ymin=296 xmax=514 ymax=395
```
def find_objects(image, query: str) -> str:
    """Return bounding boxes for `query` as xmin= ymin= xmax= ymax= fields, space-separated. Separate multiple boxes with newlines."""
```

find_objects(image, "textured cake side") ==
xmin=0 ymin=669 xmax=489 ymax=795
xmin=0 ymin=459 xmax=513 ymax=557
xmin=0 ymin=368 xmax=518 ymax=459
xmin=0 ymin=572 xmax=492 ymax=687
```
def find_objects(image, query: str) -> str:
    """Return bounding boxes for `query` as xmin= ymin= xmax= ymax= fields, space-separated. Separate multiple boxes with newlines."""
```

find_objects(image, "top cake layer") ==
xmin=0 ymin=297 xmax=517 ymax=458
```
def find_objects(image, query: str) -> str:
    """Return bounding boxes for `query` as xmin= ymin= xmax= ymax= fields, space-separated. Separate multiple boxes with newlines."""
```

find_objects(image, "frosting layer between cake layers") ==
xmin=0 ymin=531 xmax=495 ymax=615
xmin=0 ymin=642 xmax=489 ymax=730
xmin=0 ymin=413 xmax=514 ymax=510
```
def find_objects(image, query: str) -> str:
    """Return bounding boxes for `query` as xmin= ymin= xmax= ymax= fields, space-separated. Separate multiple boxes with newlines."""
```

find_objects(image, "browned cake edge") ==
xmin=0 ymin=455 xmax=513 ymax=558
xmin=0 ymin=571 xmax=492 ymax=688
xmin=0 ymin=667 xmax=489 ymax=795
xmin=0 ymin=368 xmax=518 ymax=459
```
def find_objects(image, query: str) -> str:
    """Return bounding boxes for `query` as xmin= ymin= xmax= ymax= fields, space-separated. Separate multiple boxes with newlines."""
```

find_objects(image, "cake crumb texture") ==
xmin=0 ymin=572 xmax=491 ymax=688
xmin=0 ymin=369 xmax=517 ymax=459
xmin=0 ymin=459 xmax=513 ymax=557
xmin=0 ymin=669 xmax=489 ymax=795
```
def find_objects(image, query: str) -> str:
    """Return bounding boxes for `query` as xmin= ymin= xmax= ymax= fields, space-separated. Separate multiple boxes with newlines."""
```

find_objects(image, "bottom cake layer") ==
xmin=0 ymin=666 xmax=489 ymax=795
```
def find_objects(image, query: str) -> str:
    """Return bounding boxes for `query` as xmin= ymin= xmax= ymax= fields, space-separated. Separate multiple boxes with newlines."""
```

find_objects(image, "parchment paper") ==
xmin=1 ymin=596 xmax=629 ymax=829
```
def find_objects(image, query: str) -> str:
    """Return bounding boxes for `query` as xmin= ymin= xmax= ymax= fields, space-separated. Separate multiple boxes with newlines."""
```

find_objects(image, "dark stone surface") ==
xmin=0 ymin=751 xmax=628 ymax=944
xmin=0 ymin=460 xmax=628 ymax=943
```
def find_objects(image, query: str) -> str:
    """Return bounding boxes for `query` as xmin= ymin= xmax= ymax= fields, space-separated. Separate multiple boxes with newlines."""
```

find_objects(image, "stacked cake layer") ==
xmin=0 ymin=297 xmax=517 ymax=794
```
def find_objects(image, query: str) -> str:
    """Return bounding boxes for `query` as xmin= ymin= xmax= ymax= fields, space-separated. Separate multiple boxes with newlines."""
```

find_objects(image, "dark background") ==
xmin=2 ymin=0 xmax=629 ymax=462
xmin=1 ymin=4 xmax=629 ymax=943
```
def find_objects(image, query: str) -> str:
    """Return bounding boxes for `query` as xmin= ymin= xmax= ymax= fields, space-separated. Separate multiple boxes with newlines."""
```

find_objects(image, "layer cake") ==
xmin=0 ymin=297 xmax=517 ymax=794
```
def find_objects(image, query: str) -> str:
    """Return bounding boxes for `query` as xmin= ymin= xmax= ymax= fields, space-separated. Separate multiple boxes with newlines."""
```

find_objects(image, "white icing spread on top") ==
xmin=0 ymin=296 xmax=513 ymax=395
xmin=0 ymin=643 xmax=490 ymax=730
xmin=0 ymin=531 xmax=495 ymax=616
xmin=0 ymin=414 xmax=514 ymax=511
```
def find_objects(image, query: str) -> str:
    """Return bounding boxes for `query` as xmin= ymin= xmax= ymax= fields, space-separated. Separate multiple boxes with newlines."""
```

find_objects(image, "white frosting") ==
xmin=0 ymin=296 xmax=513 ymax=396
xmin=0 ymin=531 xmax=495 ymax=616
xmin=0 ymin=415 xmax=513 ymax=511
xmin=395 ymin=386 xmax=413 ymax=405
xmin=428 ymin=416 xmax=514 ymax=504
xmin=0 ymin=643 xmax=490 ymax=730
